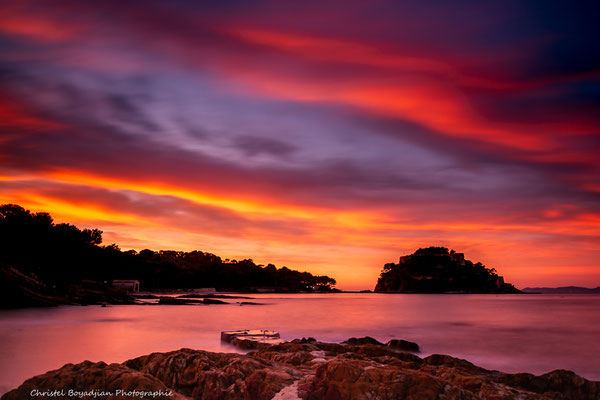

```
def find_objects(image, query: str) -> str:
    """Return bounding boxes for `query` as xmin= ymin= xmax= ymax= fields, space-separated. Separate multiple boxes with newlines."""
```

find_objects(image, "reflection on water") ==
xmin=1 ymin=293 xmax=599 ymax=394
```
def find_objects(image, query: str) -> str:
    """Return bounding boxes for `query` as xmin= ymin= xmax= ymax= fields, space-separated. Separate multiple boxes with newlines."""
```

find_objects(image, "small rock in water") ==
xmin=343 ymin=336 xmax=384 ymax=346
xmin=387 ymin=338 xmax=420 ymax=352
xmin=201 ymin=298 xmax=228 ymax=304
xmin=291 ymin=337 xmax=317 ymax=344
xmin=157 ymin=297 xmax=204 ymax=305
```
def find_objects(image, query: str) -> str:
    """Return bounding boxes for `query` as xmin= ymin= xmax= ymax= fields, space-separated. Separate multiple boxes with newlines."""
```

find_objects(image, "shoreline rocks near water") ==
xmin=0 ymin=264 xmax=135 ymax=309
xmin=3 ymin=336 xmax=598 ymax=400
xmin=342 ymin=336 xmax=421 ymax=353
xmin=156 ymin=297 xmax=229 ymax=305
xmin=133 ymin=294 xmax=265 ymax=306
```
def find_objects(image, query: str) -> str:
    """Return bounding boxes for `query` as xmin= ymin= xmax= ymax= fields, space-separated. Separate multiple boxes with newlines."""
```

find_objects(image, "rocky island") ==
xmin=375 ymin=247 xmax=521 ymax=293
xmin=3 ymin=336 xmax=598 ymax=400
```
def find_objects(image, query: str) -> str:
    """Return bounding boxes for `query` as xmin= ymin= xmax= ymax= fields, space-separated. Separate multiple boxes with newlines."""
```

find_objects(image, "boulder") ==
xmin=290 ymin=337 xmax=317 ymax=344
xmin=387 ymin=338 xmax=421 ymax=352
xmin=124 ymin=348 xmax=298 ymax=400
xmin=342 ymin=336 xmax=384 ymax=346
xmin=132 ymin=294 xmax=161 ymax=299
xmin=177 ymin=294 xmax=252 ymax=299
xmin=202 ymin=298 xmax=228 ymax=304
xmin=299 ymin=358 xmax=479 ymax=400
xmin=1 ymin=360 xmax=186 ymax=400
xmin=157 ymin=297 xmax=204 ymax=305
xmin=4 ymin=340 xmax=600 ymax=400
xmin=497 ymin=370 xmax=600 ymax=400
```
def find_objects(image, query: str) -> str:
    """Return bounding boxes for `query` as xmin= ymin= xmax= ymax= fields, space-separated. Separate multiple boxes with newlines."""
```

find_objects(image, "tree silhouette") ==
xmin=375 ymin=247 xmax=520 ymax=293
xmin=0 ymin=204 xmax=337 ymax=293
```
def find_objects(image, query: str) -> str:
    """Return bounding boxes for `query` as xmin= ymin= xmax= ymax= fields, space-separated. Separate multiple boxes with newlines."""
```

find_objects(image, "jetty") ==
xmin=221 ymin=330 xmax=283 ymax=349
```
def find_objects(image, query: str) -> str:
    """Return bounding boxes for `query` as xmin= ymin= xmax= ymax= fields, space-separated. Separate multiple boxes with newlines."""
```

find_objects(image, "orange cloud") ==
xmin=2 ymin=169 xmax=599 ymax=289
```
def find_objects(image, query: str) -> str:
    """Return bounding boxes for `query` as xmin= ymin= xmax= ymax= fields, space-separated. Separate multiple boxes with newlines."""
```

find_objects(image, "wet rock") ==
xmin=221 ymin=330 xmax=280 ymax=342
xmin=312 ymin=342 xmax=347 ymax=354
xmin=4 ymin=341 xmax=600 ymax=400
xmin=177 ymin=294 xmax=253 ymax=299
xmin=291 ymin=337 xmax=317 ymax=344
xmin=254 ymin=349 xmax=316 ymax=366
xmin=132 ymin=294 xmax=161 ymax=299
xmin=342 ymin=336 xmax=384 ymax=346
xmin=497 ymin=369 xmax=600 ymax=400
xmin=230 ymin=337 xmax=275 ymax=350
xmin=202 ymin=298 xmax=228 ymax=304
xmin=422 ymin=354 xmax=485 ymax=374
xmin=157 ymin=297 xmax=204 ymax=305
xmin=124 ymin=348 xmax=297 ymax=400
xmin=221 ymin=330 xmax=283 ymax=349
xmin=157 ymin=297 xmax=230 ymax=305
xmin=260 ymin=342 xmax=319 ymax=354
xmin=299 ymin=358 xmax=479 ymax=400
xmin=0 ymin=264 xmax=134 ymax=309
xmin=1 ymin=360 xmax=186 ymax=400
xmin=387 ymin=338 xmax=420 ymax=352
xmin=252 ymin=342 xmax=343 ymax=367
xmin=350 ymin=344 xmax=422 ymax=364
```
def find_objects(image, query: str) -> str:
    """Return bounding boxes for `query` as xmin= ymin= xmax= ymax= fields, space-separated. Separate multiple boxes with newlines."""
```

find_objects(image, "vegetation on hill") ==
xmin=374 ymin=246 xmax=520 ymax=293
xmin=0 ymin=204 xmax=337 ymax=307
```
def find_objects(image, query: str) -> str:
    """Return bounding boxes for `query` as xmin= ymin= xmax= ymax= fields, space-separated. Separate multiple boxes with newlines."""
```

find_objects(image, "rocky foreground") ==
xmin=3 ymin=338 xmax=599 ymax=400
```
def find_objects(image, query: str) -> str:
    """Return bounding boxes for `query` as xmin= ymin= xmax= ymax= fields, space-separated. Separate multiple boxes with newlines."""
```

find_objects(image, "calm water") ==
xmin=1 ymin=293 xmax=599 ymax=394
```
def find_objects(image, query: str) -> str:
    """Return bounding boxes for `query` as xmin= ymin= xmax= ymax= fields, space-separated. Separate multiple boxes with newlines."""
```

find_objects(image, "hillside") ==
xmin=374 ymin=246 xmax=521 ymax=293
xmin=0 ymin=204 xmax=337 ymax=308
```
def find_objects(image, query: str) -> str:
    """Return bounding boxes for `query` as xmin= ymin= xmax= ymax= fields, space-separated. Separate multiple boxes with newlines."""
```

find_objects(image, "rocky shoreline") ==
xmin=0 ymin=264 xmax=135 ymax=308
xmin=2 ymin=337 xmax=598 ymax=400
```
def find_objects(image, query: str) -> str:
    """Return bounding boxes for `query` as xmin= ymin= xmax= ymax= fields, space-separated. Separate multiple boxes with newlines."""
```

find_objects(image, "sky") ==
xmin=1 ymin=0 xmax=599 ymax=290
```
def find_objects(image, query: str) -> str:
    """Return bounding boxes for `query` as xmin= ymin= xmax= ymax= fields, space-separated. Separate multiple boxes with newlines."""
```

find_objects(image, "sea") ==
xmin=1 ymin=293 xmax=599 ymax=395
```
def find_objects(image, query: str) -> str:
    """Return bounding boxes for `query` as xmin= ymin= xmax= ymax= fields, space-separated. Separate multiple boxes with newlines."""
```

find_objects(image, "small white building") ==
xmin=112 ymin=279 xmax=140 ymax=292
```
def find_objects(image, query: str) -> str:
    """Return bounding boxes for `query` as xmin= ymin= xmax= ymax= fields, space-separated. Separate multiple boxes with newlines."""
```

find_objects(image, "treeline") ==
xmin=0 ymin=204 xmax=336 ymax=292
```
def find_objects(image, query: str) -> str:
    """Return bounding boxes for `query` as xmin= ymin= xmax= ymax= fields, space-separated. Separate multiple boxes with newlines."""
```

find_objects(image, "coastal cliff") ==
xmin=375 ymin=247 xmax=521 ymax=293
xmin=3 ymin=338 xmax=598 ymax=400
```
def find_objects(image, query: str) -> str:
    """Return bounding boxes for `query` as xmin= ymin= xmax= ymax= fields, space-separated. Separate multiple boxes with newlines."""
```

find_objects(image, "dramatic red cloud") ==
xmin=0 ymin=2 xmax=84 ymax=41
xmin=216 ymin=27 xmax=597 ymax=152
xmin=0 ymin=97 xmax=65 ymax=130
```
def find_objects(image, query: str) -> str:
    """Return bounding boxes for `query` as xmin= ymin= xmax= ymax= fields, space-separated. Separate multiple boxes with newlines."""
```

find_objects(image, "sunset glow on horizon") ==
xmin=1 ymin=1 xmax=599 ymax=290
